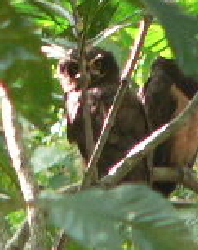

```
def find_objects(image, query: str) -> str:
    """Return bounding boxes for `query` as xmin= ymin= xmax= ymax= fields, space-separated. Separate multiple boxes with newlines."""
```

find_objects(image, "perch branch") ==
xmin=171 ymin=200 xmax=197 ymax=209
xmin=56 ymin=163 xmax=198 ymax=195
xmin=85 ymin=15 xmax=153 ymax=185
xmin=1 ymin=83 xmax=47 ymax=250
xmin=152 ymin=167 xmax=198 ymax=194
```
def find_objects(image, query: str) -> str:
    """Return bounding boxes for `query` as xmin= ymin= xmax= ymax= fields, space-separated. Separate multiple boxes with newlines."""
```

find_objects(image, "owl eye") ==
xmin=67 ymin=62 xmax=79 ymax=77
xmin=94 ymin=58 xmax=102 ymax=70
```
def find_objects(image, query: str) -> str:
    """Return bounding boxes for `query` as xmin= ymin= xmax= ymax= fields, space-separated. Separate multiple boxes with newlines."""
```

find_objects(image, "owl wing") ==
xmin=66 ymin=86 xmax=148 ymax=182
xmin=101 ymin=90 xmax=149 ymax=183
xmin=144 ymin=57 xmax=198 ymax=196
xmin=88 ymin=87 xmax=148 ymax=182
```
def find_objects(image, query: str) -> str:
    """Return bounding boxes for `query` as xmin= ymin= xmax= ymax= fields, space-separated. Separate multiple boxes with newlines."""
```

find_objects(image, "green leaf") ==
xmin=32 ymin=0 xmax=74 ymax=23
xmin=0 ymin=193 xmax=24 ymax=215
xmin=141 ymin=0 xmax=198 ymax=79
xmin=0 ymin=134 xmax=20 ymax=192
xmin=90 ymin=10 xmax=142 ymax=47
xmin=31 ymin=146 xmax=69 ymax=173
xmin=48 ymin=174 xmax=71 ymax=189
xmin=0 ymin=0 xmax=54 ymax=127
xmin=40 ymin=185 xmax=197 ymax=249
xmin=124 ymin=0 xmax=145 ymax=9
xmin=78 ymin=0 xmax=119 ymax=38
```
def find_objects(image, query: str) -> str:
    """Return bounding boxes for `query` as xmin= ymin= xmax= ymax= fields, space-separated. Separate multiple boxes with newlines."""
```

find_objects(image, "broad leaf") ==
xmin=78 ymin=0 xmax=119 ymax=39
xmin=0 ymin=0 xmax=54 ymax=127
xmin=141 ymin=0 xmax=198 ymax=79
xmin=31 ymin=145 xmax=69 ymax=173
xmin=40 ymin=185 xmax=197 ymax=249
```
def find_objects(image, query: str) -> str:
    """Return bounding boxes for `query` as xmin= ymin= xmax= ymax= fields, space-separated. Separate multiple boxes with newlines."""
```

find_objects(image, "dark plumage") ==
xmin=58 ymin=47 xmax=148 ymax=182
xmin=144 ymin=57 xmax=198 ymax=196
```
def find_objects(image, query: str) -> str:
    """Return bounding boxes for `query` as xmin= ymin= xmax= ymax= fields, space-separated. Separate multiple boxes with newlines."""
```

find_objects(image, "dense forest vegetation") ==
xmin=1 ymin=0 xmax=198 ymax=249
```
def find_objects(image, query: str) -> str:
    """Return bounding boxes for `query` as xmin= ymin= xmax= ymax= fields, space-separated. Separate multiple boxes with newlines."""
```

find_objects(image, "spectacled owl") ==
xmin=58 ymin=47 xmax=148 ymax=183
xmin=144 ymin=57 xmax=198 ymax=196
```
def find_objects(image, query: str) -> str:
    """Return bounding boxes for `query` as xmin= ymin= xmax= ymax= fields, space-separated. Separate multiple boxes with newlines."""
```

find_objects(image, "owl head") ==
xmin=150 ymin=57 xmax=198 ymax=98
xmin=58 ymin=47 xmax=120 ymax=92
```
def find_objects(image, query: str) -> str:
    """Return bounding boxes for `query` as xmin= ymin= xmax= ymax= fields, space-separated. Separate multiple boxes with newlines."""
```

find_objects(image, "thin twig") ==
xmin=90 ymin=11 xmax=143 ymax=47
xmin=56 ymin=163 xmax=198 ymax=195
xmin=85 ymin=15 xmax=153 ymax=181
xmin=1 ymin=83 xmax=47 ymax=250
xmin=52 ymin=1 xmax=95 ymax=246
xmin=72 ymin=0 xmax=94 ymax=159
xmin=121 ymin=15 xmax=153 ymax=79
xmin=52 ymin=229 xmax=70 ymax=250
xmin=71 ymin=1 xmax=96 ymax=186
xmin=5 ymin=219 xmax=29 ymax=250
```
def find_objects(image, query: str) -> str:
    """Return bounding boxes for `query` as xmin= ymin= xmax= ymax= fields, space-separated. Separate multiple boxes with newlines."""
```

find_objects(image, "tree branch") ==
xmin=152 ymin=167 xmax=198 ymax=194
xmin=70 ymin=1 xmax=96 ymax=186
xmin=1 ymin=83 xmax=47 ymax=250
xmin=53 ymin=2 xmax=96 ymax=246
xmin=56 ymin=164 xmax=198 ymax=196
xmin=171 ymin=200 xmax=197 ymax=209
xmin=85 ymin=15 xmax=153 ymax=186
xmin=71 ymin=0 xmax=95 ymax=157
xmin=121 ymin=15 xmax=153 ymax=79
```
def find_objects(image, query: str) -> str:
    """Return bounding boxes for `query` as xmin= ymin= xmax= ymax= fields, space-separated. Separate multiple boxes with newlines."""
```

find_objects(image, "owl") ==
xmin=58 ymin=47 xmax=148 ymax=183
xmin=144 ymin=57 xmax=198 ymax=196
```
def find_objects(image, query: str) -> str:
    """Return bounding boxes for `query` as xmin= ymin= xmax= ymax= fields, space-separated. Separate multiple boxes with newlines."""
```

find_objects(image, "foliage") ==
xmin=1 ymin=0 xmax=198 ymax=249
xmin=41 ymin=185 xmax=197 ymax=250
xmin=0 ymin=0 xmax=57 ymax=127
xmin=142 ymin=0 xmax=198 ymax=79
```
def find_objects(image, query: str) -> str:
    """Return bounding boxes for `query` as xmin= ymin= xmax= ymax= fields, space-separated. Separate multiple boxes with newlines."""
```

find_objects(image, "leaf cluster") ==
xmin=41 ymin=185 xmax=198 ymax=250
xmin=2 ymin=0 xmax=198 ymax=249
